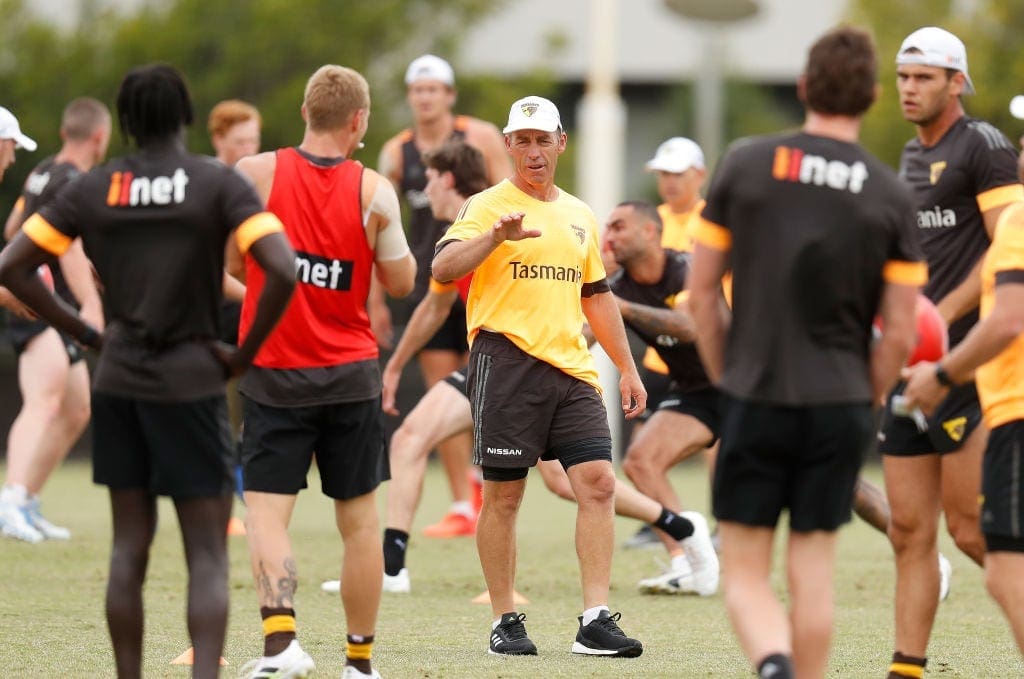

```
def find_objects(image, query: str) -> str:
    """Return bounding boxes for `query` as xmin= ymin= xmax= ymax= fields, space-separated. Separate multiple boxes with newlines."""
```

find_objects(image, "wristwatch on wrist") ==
xmin=934 ymin=363 xmax=955 ymax=388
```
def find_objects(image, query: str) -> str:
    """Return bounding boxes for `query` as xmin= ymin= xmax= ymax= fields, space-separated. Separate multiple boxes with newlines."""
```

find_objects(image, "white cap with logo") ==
xmin=503 ymin=96 xmax=561 ymax=135
xmin=0 ymin=107 xmax=37 ymax=151
xmin=645 ymin=137 xmax=704 ymax=173
xmin=896 ymin=26 xmax=975 ymax=95
xmin=405 ymin=54 xmax=455 ymax=87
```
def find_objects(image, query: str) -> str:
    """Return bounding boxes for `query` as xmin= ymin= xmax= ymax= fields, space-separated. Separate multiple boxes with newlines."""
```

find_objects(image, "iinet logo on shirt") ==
xmin=772 ymin=146 xmax=868 ymax=194
xmin=106 ymin=168 xmax=189 ymax=207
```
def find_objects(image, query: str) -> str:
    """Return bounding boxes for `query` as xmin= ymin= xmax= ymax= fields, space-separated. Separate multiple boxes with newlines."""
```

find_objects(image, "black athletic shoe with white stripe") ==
xmin=488 ymin=612 xmax=538 ymax=655
xmin=571 ymin=610 xmax=643 ymax=657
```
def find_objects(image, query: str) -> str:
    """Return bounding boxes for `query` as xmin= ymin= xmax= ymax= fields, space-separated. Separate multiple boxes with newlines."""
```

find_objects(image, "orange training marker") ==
xmin=227 ymin=516 xmax=247 ymax=536
xmin=170 ymin=647 xmax=228 ymax=666
xmin=471 ymin=589 xmax=529 ymax=605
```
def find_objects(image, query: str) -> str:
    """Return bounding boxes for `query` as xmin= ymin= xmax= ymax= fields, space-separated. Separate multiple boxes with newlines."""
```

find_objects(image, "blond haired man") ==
xmin=233 ymin=65 xmax=415 ymax=679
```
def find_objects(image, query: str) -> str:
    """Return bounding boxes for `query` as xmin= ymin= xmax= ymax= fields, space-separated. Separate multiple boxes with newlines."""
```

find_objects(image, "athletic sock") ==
xmin=383 ymin=528 xmax=409 ymax=576
xmin=0 ymin=483 xmax=28 ymax=506
xmin=654 ymin=507 xmax=694 ymax=540
xmin=757 ymin=653 xmax=794 ymax=678
xmin=346 ymin=633 xmax=374 ymax=675
xmin=450 ymin=500 xmax=474 ymax=518
xmin=581 ymin=605 xmax=610 ymax=626
xmin=888 ymin=651 xmax=926 ymax=678
xmin=260 ymin=607 xmax=296 ymax=656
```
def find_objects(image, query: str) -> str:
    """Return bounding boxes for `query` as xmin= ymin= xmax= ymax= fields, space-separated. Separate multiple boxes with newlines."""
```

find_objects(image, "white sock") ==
xmin=450 ymin=501 xmax=473 ymax=518
xmin=0 ymin=484 xmax=28 ymax=506
xmin=671 ymin=554 xmax=689 ymax=572
xmin=581 ymin=605 xmax=609 ymax=626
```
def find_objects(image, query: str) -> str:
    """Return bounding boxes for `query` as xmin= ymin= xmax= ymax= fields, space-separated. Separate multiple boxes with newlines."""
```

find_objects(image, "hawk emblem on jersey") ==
xmin=521 ymin=102 xmax=539 ymax=117
xmin=942 ymin=415 xmax=967 ymax=442
xmin=929 ymin=161 xmax=947 ymax=185
xmin=571 ymin=224 xmax=585 ymax=244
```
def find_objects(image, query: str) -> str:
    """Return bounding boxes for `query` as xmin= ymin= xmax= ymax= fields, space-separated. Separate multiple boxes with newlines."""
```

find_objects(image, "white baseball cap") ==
xmin=502 ymin=96 xmax=561 ymax=134
xmin=0 ymin=107 xmax=37 ymax=151
xmin=645 ymin=137 xmax=704 ymax=173
xmin=896 ymin=26 xmax=975 ymax=95
xmin=405 ymin=54 xmax=455 ymax=87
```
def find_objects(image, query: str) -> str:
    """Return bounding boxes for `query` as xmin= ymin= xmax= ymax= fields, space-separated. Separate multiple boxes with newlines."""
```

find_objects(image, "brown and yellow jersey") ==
xmin=697 ymin=131 xmax=926 ymax=405
xmin=977 ymin=202 xmax=1024 ymax=427
xmin=439 ymin=179 xmax=605 ymax=389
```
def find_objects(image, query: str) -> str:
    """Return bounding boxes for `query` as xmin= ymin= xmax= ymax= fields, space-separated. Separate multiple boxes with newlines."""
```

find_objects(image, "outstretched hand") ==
xmin=491 ymin=212 xmax=542 ymax=244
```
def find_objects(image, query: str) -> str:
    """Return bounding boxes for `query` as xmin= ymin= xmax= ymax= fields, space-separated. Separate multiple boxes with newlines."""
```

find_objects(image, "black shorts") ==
xmin=241 ymin=397 xmax=388 ymax=499
xmin=982 ymin=421 xmax=1024 ymax=553
xmin=9 ymin=319 xmax=83 ymax=364
xmin=92 ymin=392 xmax=234 ymax=499
xmin=638 ymin=368 xmax=672 ymax=422
xmin=422 ymin=297 xmax=469 ymax=353
xmin=655 ymin=383 xmax=721 ymax=442
xmin=467 ymin=331 xmax=611 ymax=470
xmin=443 ymin=366 xmax=469 ymax=397
xmin=713 ymin=394 xmax=874 ymax=532
xmin=879 ymin=382 xmax=982 ymax=456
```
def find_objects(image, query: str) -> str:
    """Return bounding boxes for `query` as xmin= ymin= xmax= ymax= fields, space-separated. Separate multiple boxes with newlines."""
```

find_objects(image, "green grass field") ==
xmin=1 ymin=460 xmax=1020 ymax=678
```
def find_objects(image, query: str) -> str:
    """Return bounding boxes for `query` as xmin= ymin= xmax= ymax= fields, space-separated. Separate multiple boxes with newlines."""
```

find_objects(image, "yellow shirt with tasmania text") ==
xmin=439 ymin=179 xmax=605 ymax=389
xmin=977 ymin=201 xmax=1024 ymax=428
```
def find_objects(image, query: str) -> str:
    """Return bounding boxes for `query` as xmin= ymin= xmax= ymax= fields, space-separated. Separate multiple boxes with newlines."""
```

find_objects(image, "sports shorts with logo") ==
xmin=879 ymin=382 xmax=981 ymax=455
xmin=713 ymin=394 xmax=874 ymax=531
xmin=241 ymin=396 xmax=388 ymax=499
xmin=981 ymin=420 xmax=1024 ymax=553
xmin=654 ymin=383 xmax=721 ymax=444
xmin=92 ymin=392 xmax=233 ymax=499
xmin=442 ymin=366 xmax=470 ymax=397
xmin=467 ymin=330 xmax=611 ymax=470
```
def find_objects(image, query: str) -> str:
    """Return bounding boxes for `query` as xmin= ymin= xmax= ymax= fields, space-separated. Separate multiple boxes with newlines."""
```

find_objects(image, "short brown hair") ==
xmin=61 ymin=97 xmax=110 ymax=141
xmin=207 ymin=99 xmax=261 ymax=138
xmin=804 ymin=26 xmax=877 ymax=117
xmin=303 ymin=65 xmax=369 ymax=133
xmin=423 ymin=140 xmax=488 ymax=198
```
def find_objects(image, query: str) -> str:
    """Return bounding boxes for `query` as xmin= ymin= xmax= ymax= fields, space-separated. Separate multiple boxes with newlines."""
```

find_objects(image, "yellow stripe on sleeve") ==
xmin=978 ymin=184 xmax=1024 ymax=213
xmin=693 ymin=218 xmax=732 ymax=251
xmin=14 ymin=196 xmax=25 ymax=212
xmin=22 ymin=214 xmax=73 ymax=256
xmin=429 ymin=278 xmax=457 ymax=295
xmin=235 ymin=212 xmax=284 ymax=255
xmin=883 ymin=260 xmax=928 ymax=286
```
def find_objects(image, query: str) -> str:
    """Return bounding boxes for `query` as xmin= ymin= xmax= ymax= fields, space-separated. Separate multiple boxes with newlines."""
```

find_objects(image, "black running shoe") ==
xmin=488 ymin=612 xmax=538 ymax=655
xmin=571 ymin=610 xmax=643 ymax=657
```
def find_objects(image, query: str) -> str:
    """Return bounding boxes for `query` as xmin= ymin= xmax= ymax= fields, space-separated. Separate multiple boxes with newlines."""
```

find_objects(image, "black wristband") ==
xmin=934 ymin=364 xmax=955 ymax=388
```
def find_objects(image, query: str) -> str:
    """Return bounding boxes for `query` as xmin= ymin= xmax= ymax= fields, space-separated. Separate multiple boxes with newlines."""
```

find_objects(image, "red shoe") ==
xmin=469 ymin=469 xmax=484 ymax=515
xmin=423 ymin=511 xmax=476 ymax=538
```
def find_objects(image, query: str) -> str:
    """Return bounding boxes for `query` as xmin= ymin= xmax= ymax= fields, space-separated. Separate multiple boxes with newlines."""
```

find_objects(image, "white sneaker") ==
xmin=0 ymin=499 xmax=43 ymax=543
xmin=342 ymin=666 xmax=382 ymax=679
xmin=938 ymin=552 xmax=952 ymax=602
xmin=238 ymin=639 xmax=314 ymax=678
xmin=638 ymin=562 xmax=694 ymax=595
xmin=322 ymin=570 xmax=409 ymax=594
xmin=382 ymin=568 xmax=410 ymax=593
xmin=25 ymin=497 xmax=70 ymax=540
xmin=680 ymin=511 xmax=719 ymax=596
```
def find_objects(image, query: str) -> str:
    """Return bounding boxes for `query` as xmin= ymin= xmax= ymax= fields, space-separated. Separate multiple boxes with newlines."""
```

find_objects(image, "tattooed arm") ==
xmin=616 ymin=296 xmax=697 ymax=343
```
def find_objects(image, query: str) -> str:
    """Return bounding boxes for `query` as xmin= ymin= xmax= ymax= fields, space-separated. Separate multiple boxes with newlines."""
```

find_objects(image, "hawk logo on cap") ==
xmin=521 ymin=102 xmax=539 ymax=117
